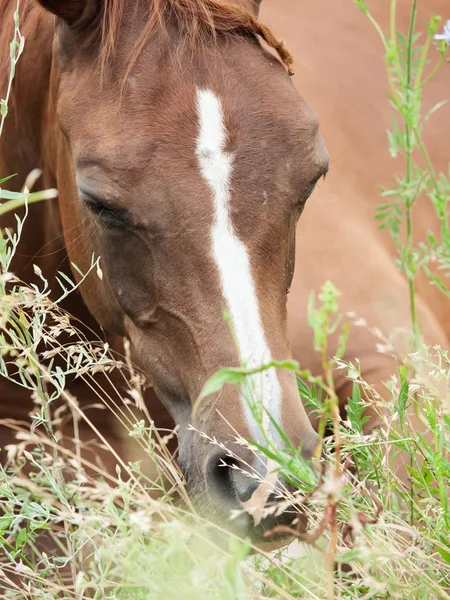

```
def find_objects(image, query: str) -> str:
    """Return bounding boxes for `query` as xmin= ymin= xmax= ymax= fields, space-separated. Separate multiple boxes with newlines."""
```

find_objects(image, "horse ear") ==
xmin=34 ymin=0 xmax=96 ymax=25
xmin=252 ymin=0 xmax=263 ymax=16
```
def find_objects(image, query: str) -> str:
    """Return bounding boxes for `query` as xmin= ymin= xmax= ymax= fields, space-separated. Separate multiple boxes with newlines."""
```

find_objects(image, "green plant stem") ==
xmin=0 ymin=191 xmax=55 ymax=217
xmin=403 ymin=0 xmax=419 ymax=525
xmin=1 ymin=538 xmax=35 ymax=570
xmin=0 ymin=0 xmax=23 ymax=138
xmin=363 ymin=10 xmax=387 ymax=49
xmin=420 ymin=52 xmax=446 ymax=88
xmin=404 ymin=0 xmax=419 ymax=342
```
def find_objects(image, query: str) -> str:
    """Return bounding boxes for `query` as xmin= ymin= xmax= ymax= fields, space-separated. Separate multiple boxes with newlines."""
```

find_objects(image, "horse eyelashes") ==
xmin=303 ymin=179 xmax=319 ymax=202
xmin=81 ymin=194 xmax=130 ymax=227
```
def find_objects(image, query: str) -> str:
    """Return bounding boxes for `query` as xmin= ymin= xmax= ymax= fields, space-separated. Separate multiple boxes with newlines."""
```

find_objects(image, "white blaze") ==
xmin=195 ymin=88 xmax=282 ymax=443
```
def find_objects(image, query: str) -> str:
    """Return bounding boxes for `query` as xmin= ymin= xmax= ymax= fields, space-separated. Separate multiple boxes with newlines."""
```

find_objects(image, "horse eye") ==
xmin=80 ymin=192 xmax=129 ymax=227
xmin=88 ymin=202 xmax=116 ymax=219
xmin=303 ymin=178 xmax=320 ymax=203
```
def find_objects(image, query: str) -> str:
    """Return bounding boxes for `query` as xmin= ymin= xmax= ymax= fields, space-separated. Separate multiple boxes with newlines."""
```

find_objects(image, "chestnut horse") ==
xmin=0 ymin=0 xmax=327 ymax=541
xmin=0 ymin=0 xmax=448 ymax=542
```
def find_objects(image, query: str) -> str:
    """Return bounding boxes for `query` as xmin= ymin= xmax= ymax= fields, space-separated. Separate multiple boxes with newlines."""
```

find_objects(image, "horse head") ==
xmin=36 ymin=0 xmax=329 ymax=541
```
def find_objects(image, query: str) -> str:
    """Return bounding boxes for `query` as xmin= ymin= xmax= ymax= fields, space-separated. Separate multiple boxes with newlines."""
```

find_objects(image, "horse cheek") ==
xmin=100 ymin=232 xmax=157 ymax=325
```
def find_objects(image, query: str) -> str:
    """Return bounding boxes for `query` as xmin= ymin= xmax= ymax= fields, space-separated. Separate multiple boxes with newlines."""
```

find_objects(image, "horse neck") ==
xmin=1 ymin=4 xmax=53 ymax=180
xmin=0 ymin=4 xmax=66 ymax=280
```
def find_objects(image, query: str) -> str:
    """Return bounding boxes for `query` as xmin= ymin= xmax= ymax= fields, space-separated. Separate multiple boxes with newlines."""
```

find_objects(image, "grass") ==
xmin=0 ymin=1 xmax=449 ymax=598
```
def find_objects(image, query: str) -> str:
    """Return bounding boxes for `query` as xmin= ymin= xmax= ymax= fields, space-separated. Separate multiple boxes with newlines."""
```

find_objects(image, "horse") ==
xmin=0 ymin=0 xmax=328 ymax=543
xmin=0 ymin=0 xmax=448 ymax=544
xmin=268 ymin=0 xmax=450 ymax=408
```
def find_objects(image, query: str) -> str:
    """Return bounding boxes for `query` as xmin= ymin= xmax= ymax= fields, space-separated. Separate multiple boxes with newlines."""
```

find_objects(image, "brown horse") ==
xmin=275 ymin=0 xmax=450 ymax=406
xmin=0 ymin=0 xmax=327 ymax=541
xmin=0 ymin=0 xmax=448 ymax=543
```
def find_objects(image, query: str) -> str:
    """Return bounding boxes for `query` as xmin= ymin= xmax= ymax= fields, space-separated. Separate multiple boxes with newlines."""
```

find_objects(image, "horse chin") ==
xmin=204 ymin=504 xmax=307 ymax=553
xmin=247 ymin=515 xmax=307 ymax=553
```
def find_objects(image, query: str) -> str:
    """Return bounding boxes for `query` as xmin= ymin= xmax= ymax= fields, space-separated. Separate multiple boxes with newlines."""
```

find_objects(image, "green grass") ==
xmin=0 ymin=1 xmax=449 ymax=598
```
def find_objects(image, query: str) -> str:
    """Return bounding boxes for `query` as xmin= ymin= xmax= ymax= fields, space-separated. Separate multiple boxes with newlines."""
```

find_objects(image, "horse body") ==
xmin=0 ymin=0 xmax=448 ymax=540
xmin=274 ymin=0 xmax=450 ymax=408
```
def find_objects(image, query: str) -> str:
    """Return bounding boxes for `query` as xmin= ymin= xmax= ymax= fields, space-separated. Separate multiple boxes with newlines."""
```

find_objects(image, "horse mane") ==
xmin=98 ymin=0 xmax=294 ymax=75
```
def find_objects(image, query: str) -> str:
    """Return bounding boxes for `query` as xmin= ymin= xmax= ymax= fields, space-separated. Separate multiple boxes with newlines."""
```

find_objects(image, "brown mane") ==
xmin=98 ymin=0 xmax=294 ymax=74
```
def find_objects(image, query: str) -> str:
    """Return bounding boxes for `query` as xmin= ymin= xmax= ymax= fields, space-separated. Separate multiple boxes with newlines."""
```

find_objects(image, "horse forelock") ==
xmin=83 ymin=0 xmax=294 ymax=76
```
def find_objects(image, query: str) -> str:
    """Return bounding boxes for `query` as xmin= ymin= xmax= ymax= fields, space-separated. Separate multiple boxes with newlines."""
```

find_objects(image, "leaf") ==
xmin=33 ymin=264 xmax=42 ymax=278
xmin=336 ymin=321 xmax=350 ymax=359
xmin=0 ymin=173 xmax=16 ymax=185
xmin=18 ymin=310 xmax=30 ymax=330
xmin=267 ymin=411 xmax=295 ymax=452
xmin=15 ymin=528 xmax=27 ymax=550
xmin=246 ymin=440 xmax=280 ymax=464
xmin=0 ymin=516 xmax=12 ymax=533
xmin=196 ymin=369 xmax=247 ymax=404
xmin=346 ymin=383 xmax=368 ymax=435
xmin=193 ymin=360 xmax=299 ymax=417
xmin=297 ymin=377 xmax=314 ymax=402
xmin=437 ymin=545 xmax=450 ymax=565
xmin=397 ymin=377 xmax=410 ymax=426
xmin=241 ymin=459 xmax=280 ymax=526
xmin=0 ymin=189 xmax=56 ymax=216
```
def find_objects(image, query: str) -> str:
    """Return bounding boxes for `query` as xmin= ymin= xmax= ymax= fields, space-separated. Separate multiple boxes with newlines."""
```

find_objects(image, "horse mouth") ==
xmin=204 ymin=497 xmax=307 ymax=549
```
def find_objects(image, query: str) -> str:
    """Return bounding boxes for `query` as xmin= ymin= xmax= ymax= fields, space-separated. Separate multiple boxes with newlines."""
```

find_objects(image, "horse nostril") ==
xmin=207 ymin=452 xmax=258 ymax=507
xmin=229 ymin=461 xmax=259 ymax=503
xmin=205 ymin=450 xmax=307 ymax=541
